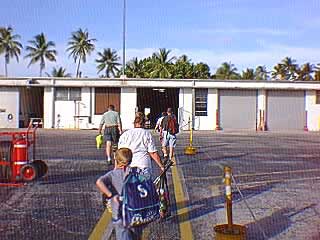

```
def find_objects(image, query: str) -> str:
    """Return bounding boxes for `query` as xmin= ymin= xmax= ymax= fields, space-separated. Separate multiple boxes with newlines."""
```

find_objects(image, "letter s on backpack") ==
xmin=137 ymin=184 xmax=148 ymax=198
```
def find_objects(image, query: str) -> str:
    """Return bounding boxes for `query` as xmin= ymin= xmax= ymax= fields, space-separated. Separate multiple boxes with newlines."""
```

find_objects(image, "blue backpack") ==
xmin=119 ymin=167 xmax=160 ymax=227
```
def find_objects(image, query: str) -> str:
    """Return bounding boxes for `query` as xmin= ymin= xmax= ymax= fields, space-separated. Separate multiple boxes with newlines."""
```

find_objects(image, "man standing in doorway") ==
xmin=99 ymin=105 xmax=122 ymax=165
xmin=160 ymin=107 xmax=178 ymax=164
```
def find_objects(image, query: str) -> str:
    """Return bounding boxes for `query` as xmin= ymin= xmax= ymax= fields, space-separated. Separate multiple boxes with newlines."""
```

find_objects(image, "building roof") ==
xmin=1 ymin=77 xmax=320 ymax=90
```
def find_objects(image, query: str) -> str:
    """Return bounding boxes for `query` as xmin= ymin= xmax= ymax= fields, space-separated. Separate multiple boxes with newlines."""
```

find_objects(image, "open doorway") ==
xmin=19 ymin=87 xmax=44 ymax=128
xmin=137 ymin=88 xmax=179 ymax=128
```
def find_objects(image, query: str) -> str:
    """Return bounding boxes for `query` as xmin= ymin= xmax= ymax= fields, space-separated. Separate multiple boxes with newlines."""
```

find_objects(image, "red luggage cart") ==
xmin=0 ymin=124 xmax=47 ymax=186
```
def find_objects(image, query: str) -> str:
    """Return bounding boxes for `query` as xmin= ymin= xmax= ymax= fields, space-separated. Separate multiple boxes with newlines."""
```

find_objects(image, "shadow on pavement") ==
xmin=172 ymin=184 xmax=273 ymax=223
xmin=246 ymin=207 xmax=292 ymax=240
xmin=243 ymin=204 xmax=318 ymax=239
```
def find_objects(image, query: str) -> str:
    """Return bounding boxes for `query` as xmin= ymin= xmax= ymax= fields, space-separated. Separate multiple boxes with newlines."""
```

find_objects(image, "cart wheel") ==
xmin=20 ymin=163 xmax=38 ymax=181
xmin=33 ymin=160 xmax=48 ymax=178
xmin=0 ymin=141 xmax=12 ymax=181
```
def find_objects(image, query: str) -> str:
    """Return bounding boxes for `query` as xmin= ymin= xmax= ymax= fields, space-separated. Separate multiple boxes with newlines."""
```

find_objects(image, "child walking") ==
xmin=96 ymin=148 xmax=143 ymax=240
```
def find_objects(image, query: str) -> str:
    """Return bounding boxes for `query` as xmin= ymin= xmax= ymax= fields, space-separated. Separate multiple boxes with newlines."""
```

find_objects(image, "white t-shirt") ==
xmin=118 ymin=128 xmax=158 ymax=169
xmin=155 ymin=116 xmax=164 ymax=131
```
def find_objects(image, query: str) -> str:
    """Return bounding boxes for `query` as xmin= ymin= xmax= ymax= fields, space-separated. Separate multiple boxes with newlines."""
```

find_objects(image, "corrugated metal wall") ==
xmin=267 ymin=90 xmax=305 ymax=131
xmin=219 ymin=89 xmax=257 ymax=130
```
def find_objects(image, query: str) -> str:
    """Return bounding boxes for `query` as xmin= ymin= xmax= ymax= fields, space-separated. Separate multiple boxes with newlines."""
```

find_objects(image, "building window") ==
xmin=195 ymin=88 xmax=208 ymax=116
xmin=316 ymin=91 xmax=320 ymax=104
xmin=55 ymin=87 xmax=81 ymax=101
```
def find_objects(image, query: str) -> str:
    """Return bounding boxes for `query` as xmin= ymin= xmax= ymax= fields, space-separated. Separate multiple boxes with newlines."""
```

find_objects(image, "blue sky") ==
xmin=1 ymin=0 xmax=320 ymax=77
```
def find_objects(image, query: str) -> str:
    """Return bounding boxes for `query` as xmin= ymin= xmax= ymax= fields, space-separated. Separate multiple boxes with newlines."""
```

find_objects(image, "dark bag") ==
xmin=166 ymin=116 xmax=179 ymax=135
xmin=154 ymin=159 xmax=173 ymax=218
xmin=119 ymin=167 xmax=160 ymax=227
xmin=157 ymin=173 xmax=171 ymax=218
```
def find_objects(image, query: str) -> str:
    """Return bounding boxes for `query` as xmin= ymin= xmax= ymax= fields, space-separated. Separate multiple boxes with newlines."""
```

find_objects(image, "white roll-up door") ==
xmin=267 ymin=90 xmax=305 ymax=131
xmin=219 ymin=89 xmax=257 ymax=130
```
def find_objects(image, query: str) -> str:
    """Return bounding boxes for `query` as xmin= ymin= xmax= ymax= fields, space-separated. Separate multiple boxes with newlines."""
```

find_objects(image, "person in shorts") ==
xmin=99 ymin=105 xmax=122 ymax=165
xmin=96 ymin=148 xmax=143 ymax=240
xmin=160 ymin=108 xmax=177 ymax=164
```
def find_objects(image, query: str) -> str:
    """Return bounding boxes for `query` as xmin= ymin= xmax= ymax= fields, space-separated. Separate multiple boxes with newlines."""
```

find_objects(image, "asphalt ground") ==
xmin=1 ymin=129 xmax=320 ymax=239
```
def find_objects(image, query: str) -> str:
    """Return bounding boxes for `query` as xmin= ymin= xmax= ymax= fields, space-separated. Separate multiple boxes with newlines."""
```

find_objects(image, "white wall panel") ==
xmin=0 ymin=88 xmax=19 ymax=128
xmin=120 ymin=88 xmax=137 ymax=130
xmin=179 ymin=88 xmax=192 ymax=130
xmin=305 ymin=90 xmax=320 ymax=131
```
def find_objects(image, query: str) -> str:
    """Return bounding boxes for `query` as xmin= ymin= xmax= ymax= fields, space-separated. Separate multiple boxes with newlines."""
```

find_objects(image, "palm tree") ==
xmin=25 ymin=33 xmax=57 ymax=77
xmin=281 ymin=57 xmax=298 ymax=80
xmin=174 ymin=55 xmax=193 ymax=79
xmin=271 ymin=63 xmax=286 ymax=80
xmin=193 ymin=62 xmax=211 ymax=79
xmin=46 ymin=66 xmax=71 ymax=77
xmin=314 ymin=64 xmax=320 ymax=81
xmin=149 ymin=48 xmax=175 ymax=78
xmin=140 ymin=57 xmax=154 ymax=78
xmin=215 ymin=62 xmax=239 ymax=79
xmin=96 ymin=48 xmax=121 ymax=78
xmin=125 ymin=57 xmax=144 ymax=78
xmin=296 ymin=63 xmax=314 ymax=81
xmin=0 ymin=26 xmax=23 ymax=77
xmin=241 ymin=68 xmax=255 ymax=80
xmin=67 ymin=28 xmax=96 ymax=78
xmin=255 ymin=65 xmax=269 ymax=80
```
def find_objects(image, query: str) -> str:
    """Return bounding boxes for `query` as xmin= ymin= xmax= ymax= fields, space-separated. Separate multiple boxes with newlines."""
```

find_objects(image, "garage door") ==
xmin=267 ymin=90 xmax=305 ymax=131
xmin=219 ymin=89 xmax=257 ymax=130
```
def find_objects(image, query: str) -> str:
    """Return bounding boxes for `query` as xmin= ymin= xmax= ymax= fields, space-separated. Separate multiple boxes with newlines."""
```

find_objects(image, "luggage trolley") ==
xmin=0 ymin=124 xmax=47 ymax=185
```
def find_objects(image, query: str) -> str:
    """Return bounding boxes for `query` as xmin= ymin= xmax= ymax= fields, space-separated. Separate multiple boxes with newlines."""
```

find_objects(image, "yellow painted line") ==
xmin=88 ymin=209 xmax=112 ymax=240
xmin=172 ymin=165 xmax=194 ymax=240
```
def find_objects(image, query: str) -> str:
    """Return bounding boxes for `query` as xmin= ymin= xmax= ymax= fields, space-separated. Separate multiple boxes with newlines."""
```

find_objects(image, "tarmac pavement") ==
xmin=1 ymin=129 xmax=320 ymax=239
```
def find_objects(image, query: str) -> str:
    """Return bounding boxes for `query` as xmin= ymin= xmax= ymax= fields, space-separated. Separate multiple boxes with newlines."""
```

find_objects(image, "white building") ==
xmin=1 ymin=77 xmax=320 ymax=131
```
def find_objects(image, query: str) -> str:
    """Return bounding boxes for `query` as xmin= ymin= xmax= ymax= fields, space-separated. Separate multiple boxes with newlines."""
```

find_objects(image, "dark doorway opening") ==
xmin=19 ymin=87 xmax=44 ymax=128
xmin=137 ymin=88 xmax=179 ymax=128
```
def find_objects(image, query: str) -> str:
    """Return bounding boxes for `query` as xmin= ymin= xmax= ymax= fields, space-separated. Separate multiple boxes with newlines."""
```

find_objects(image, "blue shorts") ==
xmin=162 ymin=131 xmax=176 ymax=148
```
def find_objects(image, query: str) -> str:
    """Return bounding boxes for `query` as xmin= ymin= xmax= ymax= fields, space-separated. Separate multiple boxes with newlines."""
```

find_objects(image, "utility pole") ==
xmin=122 ymin=0 xmax=126 ymax=78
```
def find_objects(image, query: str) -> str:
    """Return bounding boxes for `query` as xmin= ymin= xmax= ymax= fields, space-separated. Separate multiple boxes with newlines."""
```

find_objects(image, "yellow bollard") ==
xmin=184 ymin=117 xmax=197 ymax=155
xmin=214 ymin=166 xmax=246 ymax=240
